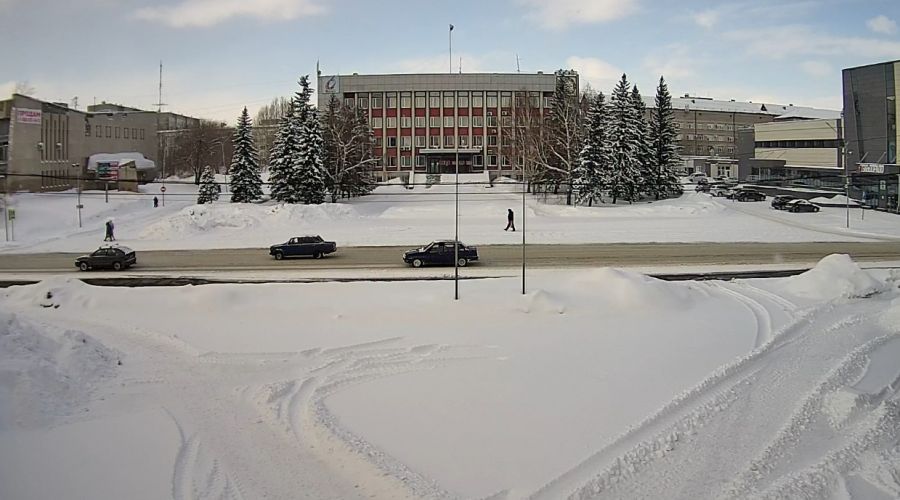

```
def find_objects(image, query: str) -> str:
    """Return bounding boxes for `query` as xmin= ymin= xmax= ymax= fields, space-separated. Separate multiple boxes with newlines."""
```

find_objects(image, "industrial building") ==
xmin=0 ymin=94 xmax=199 ymax=192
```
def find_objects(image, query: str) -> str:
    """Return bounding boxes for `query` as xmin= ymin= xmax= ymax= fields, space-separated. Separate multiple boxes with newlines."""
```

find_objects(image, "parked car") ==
xmin=403 ymin=240 xmax=478 ymax=267
xmin=735 ymin=189 xmax=766 ymax=202
xmin=771 ymin=195 xmax=798 ymax=210
xmin=75 ymin=245 xmax=137 ymax=271
xmin=785 ymin=199 xmax=821 ymax=213
xmin=269 ymin=235 xmax=337 ymax=260
xmin=710 ymin=184 xmax=733 ymax=197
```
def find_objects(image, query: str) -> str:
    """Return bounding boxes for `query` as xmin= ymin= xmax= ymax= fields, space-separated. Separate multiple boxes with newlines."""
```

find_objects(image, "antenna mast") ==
xmin=516 ymin=54 xmax=521 ymax=73
xmin=156 ymin=61 xmax=166 ymax=113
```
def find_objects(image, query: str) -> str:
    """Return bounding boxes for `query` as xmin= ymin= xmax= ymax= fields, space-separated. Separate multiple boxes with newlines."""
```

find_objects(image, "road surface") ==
xmin=1 ymin=242 xmax=899 ymax=272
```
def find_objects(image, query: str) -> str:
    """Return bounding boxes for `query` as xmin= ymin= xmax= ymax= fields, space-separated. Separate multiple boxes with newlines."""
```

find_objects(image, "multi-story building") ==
xmin=0 ymin=94 xmax=199 ymax=192
xmin=656 ymin=94 xmax=839 ymax=178
xmin=843 ymin=59 xmax=900 ymax=210
xmin=742 ymin=118 xmax=844 ymax=187
xmin=317 ymin=72 xmax=565 ymax=181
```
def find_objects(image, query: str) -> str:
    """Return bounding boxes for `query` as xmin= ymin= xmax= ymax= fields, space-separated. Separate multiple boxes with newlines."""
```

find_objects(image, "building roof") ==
xmin=643 ymin=95 xmax=840 ymax=120
xmin=842 ymin=59 xmax=900 ymax=72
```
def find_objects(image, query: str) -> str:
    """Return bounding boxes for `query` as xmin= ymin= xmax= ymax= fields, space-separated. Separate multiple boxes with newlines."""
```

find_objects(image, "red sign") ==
xmin=160 ymin=186 xmax=167 ymax=193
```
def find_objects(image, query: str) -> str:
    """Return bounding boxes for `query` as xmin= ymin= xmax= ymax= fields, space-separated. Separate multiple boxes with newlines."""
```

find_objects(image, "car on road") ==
xmin=403 ymin=240 xmax=478 ymax=267
xmin=735 ymin=189 xmax=766 ymax=202
xmin=75 ymin=245 xmax=137 ymax=271
xmin=269 ymin=235 xmax=337 ymax=260
xmin=784 ymin=199 xmax=821 ymax=213
xmin=770 ymin=195 xmax=798 ymax=210
xmin=710 ymin=184 xmax=735 ymax=197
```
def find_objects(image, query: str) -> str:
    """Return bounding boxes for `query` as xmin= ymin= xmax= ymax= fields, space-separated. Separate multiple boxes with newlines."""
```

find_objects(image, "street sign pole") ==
xmin=160 ymin=185 xmax=167 ymax=207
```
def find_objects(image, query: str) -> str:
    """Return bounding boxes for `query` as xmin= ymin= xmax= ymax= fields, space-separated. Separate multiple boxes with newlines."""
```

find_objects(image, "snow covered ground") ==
xmin=2 ymin=177 xmax=898 ymax=253
xmin=1 ymin=256 xmax=899 ymax=499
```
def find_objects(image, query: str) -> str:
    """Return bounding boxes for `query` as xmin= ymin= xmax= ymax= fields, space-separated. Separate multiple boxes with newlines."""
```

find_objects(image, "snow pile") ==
xmin=0 ymin=311 xmax=120 ymax=430
xmin=782 ymin=254 xmax=885 ymax=300
xmin=569 ymin=267 xmax=704 ymax=310
xmin=809 ymin=194 xmax=861 ymax=206
xmin=139 ymin=202 xmax=360 ymax=240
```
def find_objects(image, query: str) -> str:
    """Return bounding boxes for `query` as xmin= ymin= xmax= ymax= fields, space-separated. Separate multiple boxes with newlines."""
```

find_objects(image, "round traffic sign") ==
xmin=160 ymin=186 xmax=167 ymax=193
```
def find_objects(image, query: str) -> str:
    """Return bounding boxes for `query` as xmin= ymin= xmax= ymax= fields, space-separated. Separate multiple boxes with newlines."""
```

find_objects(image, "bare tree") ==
xmin=13 ymin=81 xmax=36 ymax=95
xmin=254 ymin=97 xmax=290 ymax=169
xmin=321 ymin=96 xmax=376 ymax=202
xmin=170 ymin=120 xmax=233 ymax=184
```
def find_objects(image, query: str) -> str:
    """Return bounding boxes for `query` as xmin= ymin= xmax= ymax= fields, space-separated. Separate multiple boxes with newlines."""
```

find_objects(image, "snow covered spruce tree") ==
xmin=573 ymin=92 xmax=611 ymax=206
xmin=197 ymin=165 xmax=221 ymax=204
xmin=229 ymin=107 xmax=263 ymax=203
xmin=607 ymin=74 xmax=642 ymax=204
xmin=648 ymin=76 xmax=683 ymax=199
xmin=294 ymin=78 xmax=327 ymax=204
xmin=631 ymin=85 xmax=654 ymax=199
xmin=268 ymin=76 xmax=326 ymax=204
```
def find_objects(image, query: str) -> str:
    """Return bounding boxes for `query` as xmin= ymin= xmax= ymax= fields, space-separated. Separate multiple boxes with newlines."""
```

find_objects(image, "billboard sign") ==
xmin=15 ymin=108 xmax=42 ymax=125
xmin=96 ymin=161 xmax=120 ymax=180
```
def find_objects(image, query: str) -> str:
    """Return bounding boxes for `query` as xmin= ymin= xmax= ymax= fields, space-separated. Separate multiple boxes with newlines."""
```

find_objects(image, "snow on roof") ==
xmin=643 ymin=95 xmax=840 ymax=120
xmin=87 ymin=152 xmax=156 ymax=171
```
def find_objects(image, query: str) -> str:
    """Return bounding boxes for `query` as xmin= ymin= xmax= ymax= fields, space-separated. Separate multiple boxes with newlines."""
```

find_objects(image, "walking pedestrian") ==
xmin=504 ymin=208 xmax=516 ymax=232
xmin=104 ymin=220 xmax=112 ymax=241
xmin=153 ymin=196 xmax=159 ymax=208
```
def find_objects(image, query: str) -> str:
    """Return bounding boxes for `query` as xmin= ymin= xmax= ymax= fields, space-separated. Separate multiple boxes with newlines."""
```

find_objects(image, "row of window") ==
xmin=374 ymin=134 xmax=509 ymax=149
xmin=346 ymin=91 xmax=551 ymax=110
xmin=756 ymin=139 xmax=840 ymax=149
xmin=380 ymin=154 xmax=517 ymax=168
xmin=85 ymin=124 xmax=146 ymax=140
xmin=677 ymin=134 xmax=735 ymax=142
xmin=371 ymin=115 xmax=506 ymax=129
xmin=675 ymin=122 xmax=736 ymax=131
xmin=683 ymin=146 xmax=735 ymax=155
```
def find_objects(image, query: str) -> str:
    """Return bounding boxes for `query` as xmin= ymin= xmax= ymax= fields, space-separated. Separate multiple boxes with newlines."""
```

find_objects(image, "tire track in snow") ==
xmin=533 ymin=297 xmax=898 ymax=500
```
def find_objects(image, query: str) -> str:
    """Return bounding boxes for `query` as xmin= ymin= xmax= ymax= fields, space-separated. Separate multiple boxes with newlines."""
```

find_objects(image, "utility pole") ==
xmin=75 ymin=164 xmax=83 ymax=228
xmin=454 ymin=143 xmax=460 ymax=301
xmin=522 ymin=169 xmax=526 ymax=295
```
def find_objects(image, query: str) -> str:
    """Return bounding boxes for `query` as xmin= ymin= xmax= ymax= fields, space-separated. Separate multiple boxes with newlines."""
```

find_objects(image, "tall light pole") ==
xmin=522 ymin=167 xmax=526 ymax=295
xmin=454 ymin=145 xmax=460 ymax=300
xmin=449 ymin=24 xmax=454 ymax=74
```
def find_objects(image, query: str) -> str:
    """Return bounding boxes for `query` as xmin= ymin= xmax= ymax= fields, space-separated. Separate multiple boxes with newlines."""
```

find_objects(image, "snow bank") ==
xmin=0 ymin=309 xmax=120 ymax=430
xmin=139 ymin=202 xmax=361 ymax=240
xmin=568 ymin=267 xmax=705 ymax=310
xmin=809 ymin=195 xmax=861 ymax=206
xmin=782 ymin=254 xmax=885 ymax=301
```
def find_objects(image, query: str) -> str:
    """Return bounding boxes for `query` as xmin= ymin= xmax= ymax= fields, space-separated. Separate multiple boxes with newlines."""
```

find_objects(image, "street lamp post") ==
xmin=454 ymin=147 xmax=460 ymax=301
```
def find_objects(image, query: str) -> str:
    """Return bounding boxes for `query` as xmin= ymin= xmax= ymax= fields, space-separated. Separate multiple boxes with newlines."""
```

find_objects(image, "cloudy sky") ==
xmin=1 ymin=0 xmax=898 ymax=123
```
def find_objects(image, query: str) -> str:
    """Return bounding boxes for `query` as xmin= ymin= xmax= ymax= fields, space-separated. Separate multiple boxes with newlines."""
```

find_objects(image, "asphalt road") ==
xmin=1 ymin=242 xmax=899 ymax=272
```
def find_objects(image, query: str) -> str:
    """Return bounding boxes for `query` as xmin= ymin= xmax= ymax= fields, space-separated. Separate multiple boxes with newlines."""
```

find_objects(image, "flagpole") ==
xmin=449 ymin=24 xmax=453 ymax=74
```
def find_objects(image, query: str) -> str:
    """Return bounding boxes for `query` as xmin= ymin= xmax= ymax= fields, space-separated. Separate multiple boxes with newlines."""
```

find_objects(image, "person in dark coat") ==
xmin=104 ymin=220 xmax=112 ymax=241
xmin=153 ymin=196 xmax=159 ymax=208
xmin=504 ymin=209 xmax=516 ymax=231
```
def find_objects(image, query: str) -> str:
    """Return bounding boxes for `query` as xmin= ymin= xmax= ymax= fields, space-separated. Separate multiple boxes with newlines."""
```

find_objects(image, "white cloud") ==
xmin=727 ymin=25 xmax=900 ymax=59
xmin=565 ymin=56 xmax=623 ymax=91
xmin=800 ymin=60 xmax=833 ymax=78
xmin=516 ymin=0 xmax=639 ymax=30
xmin=135 ymin=0 xmax=325 ymax=28
xmin=867 ymin=15 xmax=897 ymax=35
xmin=692 ymin=10 xmax=719 ymax=29
xmin=0 ymin=81 xmax=15 ymax=98
xmin=643 ymin=45 xmax=696 ymax=81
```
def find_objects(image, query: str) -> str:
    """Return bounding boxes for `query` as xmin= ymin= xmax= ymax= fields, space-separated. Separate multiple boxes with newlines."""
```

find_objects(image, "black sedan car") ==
xmin=403 ymin=240 xmax=478 ymax=267
xmin=785 ymin=199 xmax=821 ymax=213
xmin=735 ymin=189 xmax=766 ymax=202
xmin=771 ymin=195 xmax=798 ymax=210
xmin=269 ymin=235 xmax=337 ymax=260
xmin=75 ymin=245 xmax=137 ymax=271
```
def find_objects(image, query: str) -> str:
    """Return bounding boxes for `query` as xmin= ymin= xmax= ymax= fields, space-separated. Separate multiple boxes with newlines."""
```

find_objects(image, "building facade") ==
xmin=843 ymin=60 xmax=900 ymax=210
xmin=317 ymin=72 xmax=564 ymax=181
xmin=658 ymin=95 xmax=839 ymax=178
xmin=1 ymin=94 xmax=199 ymax=192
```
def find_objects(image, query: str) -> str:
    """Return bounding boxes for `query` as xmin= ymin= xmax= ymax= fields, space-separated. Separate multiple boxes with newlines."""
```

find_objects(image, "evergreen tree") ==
xmin=607 ymin=74 xmax=642 ymax=204
xmin=631 ymin=85 xmax=654 ymax=199
xmin=229 ymin=107 xmax=263 ymax=203
xmin=268 ymin=75 xmax=327 ymax=204
xmin=197 ymin=165 xmax=221 ymax=204
xmin=574 ymin=92 xmax=611 ymax=206
xmin=649 ymin=76 xmax=683 ymax=200
xmin=268 ymin=99 xmax=301 ymax=203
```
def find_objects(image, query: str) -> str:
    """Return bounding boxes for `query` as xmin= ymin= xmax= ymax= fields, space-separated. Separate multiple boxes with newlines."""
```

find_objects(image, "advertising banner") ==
xmin=15 ymin=108 xmax=42 ymax=125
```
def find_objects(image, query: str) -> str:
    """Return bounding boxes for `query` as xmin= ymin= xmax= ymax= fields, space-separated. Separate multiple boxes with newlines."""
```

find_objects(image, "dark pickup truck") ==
xmin=403 ymin=240 xmax=478 ymax=267
xmin=269 ymin=235 xmax=337 ymax=260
